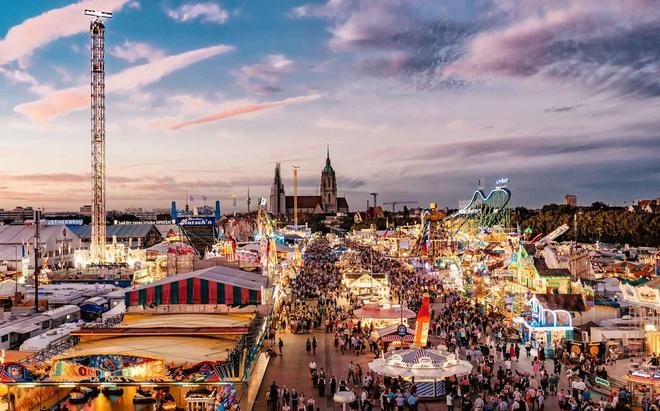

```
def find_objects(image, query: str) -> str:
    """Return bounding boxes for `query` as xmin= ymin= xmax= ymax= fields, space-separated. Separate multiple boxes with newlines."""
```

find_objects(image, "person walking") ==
xmin=318 ymin=375 xmax=326 ymax=397
xmin=279 ymin=338 xmax=284 ymax=355
xmin=312 ymin=336 xmax=318 ymax=355
xmin=269 ymin=381 xmax=279 ymax=411
xmin=347 ymin=362 xmax=355 ymax=384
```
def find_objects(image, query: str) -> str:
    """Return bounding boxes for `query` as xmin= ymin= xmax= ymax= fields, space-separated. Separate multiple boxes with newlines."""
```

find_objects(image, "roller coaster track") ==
xmin=448 ymin=187 xmax=511 ymax=230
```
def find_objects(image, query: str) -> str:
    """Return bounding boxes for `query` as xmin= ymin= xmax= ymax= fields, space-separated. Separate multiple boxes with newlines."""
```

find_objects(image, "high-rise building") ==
xmin=269 ymin=163 xmax=286 ymax=215
xmin=564 ymin=194 xmax=577 ymax=207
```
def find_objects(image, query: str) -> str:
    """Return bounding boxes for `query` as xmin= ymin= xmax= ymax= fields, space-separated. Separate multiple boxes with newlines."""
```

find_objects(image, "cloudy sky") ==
xmin=1 ymin=0 xmax=659 ymax=212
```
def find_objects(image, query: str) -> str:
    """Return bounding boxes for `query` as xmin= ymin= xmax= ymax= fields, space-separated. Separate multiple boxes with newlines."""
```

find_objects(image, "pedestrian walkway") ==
xmin=252 ymin=325 xmax=578 ymax=411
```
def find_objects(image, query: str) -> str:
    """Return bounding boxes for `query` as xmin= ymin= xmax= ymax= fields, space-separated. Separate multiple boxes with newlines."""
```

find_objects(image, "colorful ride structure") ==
xmin=414 ymin=205 xmax=448 ymax=261
xmin=448 ymin=187 xmax=511 ymax=231
xmin=255 ymin=198 xmax=279 ymax=278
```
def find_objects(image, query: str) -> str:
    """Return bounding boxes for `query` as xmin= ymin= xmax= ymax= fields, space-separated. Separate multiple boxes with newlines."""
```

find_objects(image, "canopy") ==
xmin=354 ymin=304 xmax=416 ymax=320
xmin=125 ymin=265 xmax=266 ymax=308
xmin=80 ymin=303 xmax=105 ymax=314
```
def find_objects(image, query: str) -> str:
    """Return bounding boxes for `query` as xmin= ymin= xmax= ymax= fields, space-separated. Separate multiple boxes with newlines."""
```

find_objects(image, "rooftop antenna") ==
xmin=85 ymin=9 xmax=112 ymax=263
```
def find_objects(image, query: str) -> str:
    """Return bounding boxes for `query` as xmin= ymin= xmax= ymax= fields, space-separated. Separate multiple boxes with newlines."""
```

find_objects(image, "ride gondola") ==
xmin=133 ymin=387 xmax=157 ymax=404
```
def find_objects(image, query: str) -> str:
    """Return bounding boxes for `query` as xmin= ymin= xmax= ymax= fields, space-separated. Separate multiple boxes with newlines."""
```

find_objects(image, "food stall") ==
xmin=353 ymin=303 xmax=416 ymax=329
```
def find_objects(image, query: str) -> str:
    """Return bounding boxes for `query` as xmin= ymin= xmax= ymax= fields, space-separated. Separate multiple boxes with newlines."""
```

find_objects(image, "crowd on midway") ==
xmin=265 ymin=236 xmax=638 ymax=411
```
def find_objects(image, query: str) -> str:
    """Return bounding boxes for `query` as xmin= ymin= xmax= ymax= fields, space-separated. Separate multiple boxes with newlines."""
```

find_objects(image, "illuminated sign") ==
xmin=176 ymin=217 xmax=216 ymax=226
xmin=45 ymin=219 xmax=83 ymax=226
xmin=115 ymin=220 xmax=172 ymax=225
xmin=594 ymin=377 xmax=610 ymax=387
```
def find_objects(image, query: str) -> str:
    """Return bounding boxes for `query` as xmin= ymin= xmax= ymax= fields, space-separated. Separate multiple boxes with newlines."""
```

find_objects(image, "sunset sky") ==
xmin=1 ymin=0 xmax=659 ymax=212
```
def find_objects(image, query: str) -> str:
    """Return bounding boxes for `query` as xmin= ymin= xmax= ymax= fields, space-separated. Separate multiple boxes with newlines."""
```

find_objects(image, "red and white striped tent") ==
xmin=125 ymin=265 xmax=268 ymax=308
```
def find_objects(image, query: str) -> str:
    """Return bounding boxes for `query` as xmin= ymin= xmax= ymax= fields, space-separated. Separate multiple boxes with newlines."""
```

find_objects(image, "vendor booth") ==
xmin=353 ymin=303 xmax=416 ymax=329
xmin=514 ymin=294 xmax=584 ymax=356
xmin=343 ymin=273 xmax=389 ymax=299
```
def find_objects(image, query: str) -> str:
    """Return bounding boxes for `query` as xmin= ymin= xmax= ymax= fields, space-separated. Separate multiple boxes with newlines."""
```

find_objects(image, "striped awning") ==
xmin=381 ymin=334 xmax=414 ymax=342
xmin=398 ymin=349 xmax=447 ymax=366
xmin=125 ymin=276 xmax=261 ymax=308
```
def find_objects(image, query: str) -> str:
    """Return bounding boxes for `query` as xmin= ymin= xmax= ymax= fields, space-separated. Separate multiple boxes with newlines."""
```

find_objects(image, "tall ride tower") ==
xmin=85 ymin=10 xmax=112 ymax=262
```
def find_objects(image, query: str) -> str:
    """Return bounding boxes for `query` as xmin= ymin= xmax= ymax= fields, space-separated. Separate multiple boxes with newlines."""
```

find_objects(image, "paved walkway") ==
xmin=253 ymin=302 xmax=580 ymax=411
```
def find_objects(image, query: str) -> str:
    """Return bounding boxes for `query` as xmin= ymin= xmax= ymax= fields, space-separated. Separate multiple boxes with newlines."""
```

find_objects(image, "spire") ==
xmin=326 ymin=144 xmax=331 ymax=166
xmin=273 ymin=162 xmax=281 ymax=185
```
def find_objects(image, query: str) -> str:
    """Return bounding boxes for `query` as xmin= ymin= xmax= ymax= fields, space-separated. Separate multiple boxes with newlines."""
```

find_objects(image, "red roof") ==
xmin=285 ymin=196 xmax=321 ymax=209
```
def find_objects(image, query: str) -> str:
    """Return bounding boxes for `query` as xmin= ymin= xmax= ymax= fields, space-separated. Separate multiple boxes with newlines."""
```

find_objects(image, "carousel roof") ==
xmin=398 ymin=348 xmax=446 ymax=366
xmin=368 ymin=347 xmax=473 ymax=380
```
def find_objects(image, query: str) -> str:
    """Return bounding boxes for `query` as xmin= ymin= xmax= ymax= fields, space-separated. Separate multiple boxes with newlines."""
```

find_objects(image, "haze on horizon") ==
xmin=1 ymin=0 xmax=659 ymax=212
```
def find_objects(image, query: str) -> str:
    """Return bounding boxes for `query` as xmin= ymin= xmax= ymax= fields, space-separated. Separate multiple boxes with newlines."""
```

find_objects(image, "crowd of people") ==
xmin=264 ymin=236 xmax=637 ymax=411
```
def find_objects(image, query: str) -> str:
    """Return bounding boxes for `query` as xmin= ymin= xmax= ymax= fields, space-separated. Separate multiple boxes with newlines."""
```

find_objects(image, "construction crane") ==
xmin=85 ymin=9 xmax=112 ymax=263
xmin=383 ymin=201 xmax=418 ymax=213
xmin=370 ymin=193 xmax=378 ymax=207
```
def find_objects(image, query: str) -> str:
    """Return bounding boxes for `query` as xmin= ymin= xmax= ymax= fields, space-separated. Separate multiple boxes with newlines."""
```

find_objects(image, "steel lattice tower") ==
xmin=86 ymin=10 xmax=112 ymax=262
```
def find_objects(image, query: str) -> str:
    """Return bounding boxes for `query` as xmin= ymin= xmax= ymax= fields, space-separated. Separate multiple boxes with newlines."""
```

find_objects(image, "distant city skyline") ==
xmin=1 ymin=1 xmax=659 ymax=211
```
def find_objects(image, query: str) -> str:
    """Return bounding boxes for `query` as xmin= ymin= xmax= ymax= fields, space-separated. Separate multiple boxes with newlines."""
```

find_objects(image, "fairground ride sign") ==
xmin=176 ymin=217 xmax=216 ymax=226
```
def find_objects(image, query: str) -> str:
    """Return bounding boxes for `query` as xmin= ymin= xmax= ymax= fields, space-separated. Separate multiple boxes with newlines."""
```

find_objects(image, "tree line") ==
xmin=511 ymin=203 xmax=660 ymax=247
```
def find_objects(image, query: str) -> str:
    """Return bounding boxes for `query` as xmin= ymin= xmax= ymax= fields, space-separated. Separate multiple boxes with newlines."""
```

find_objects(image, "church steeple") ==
xmin=321 ymin=146 xmax=337 ymax=213
xmin=323 ymin=144 xmax=335 ymax=176
xmin=269 ymin=162 xmax=285 ymax=215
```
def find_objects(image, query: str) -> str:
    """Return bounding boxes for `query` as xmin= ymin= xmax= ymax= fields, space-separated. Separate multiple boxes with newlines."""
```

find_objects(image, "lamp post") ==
xmin=9 ymin=245 xmax=20 ymax=297
xmin=292 ymin=166 xmax=300 ymax=229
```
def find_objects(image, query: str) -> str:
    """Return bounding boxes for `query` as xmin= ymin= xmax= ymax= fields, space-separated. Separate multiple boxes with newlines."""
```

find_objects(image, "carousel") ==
xmin=368 ymin=294 xmax=473 ymax=399
xmin=368 ymin=348 xmax=472 ymax=399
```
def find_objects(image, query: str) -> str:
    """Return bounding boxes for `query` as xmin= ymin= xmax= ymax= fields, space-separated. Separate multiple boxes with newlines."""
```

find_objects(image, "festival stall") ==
xmin=371 ymin=325 xmax=415 ymax=349
xmin=343 ymin=273 xmax=390 ymax=299
xmin=124 ymin=265 xmax=267 ymax=309
xmin=50 ymin=354 xmax=168 ymax=382
xmin=514 ymin=294 xmax=585 ymax=356
xmin=353 ymin=303 xmax=416 ymax=329
xmin=626 ymin=365 xmax=660 ymax=402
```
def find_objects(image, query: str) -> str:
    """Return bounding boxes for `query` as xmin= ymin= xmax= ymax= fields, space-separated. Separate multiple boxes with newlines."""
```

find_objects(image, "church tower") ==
xmin=320 ymin=146 xmax=338 ymax=213
xmin=269 ymin=163 xmax=286 ymax=215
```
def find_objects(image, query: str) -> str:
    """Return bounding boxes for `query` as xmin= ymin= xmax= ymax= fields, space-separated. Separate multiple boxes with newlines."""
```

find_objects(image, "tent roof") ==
xmin=68 ymin=224 xmax=159 ymax=239
xmin=130 ymin=265 xmax=267 ymax=292
xmin=240 ymin=243 xmax=294 ymax=253
xmin=0 ymin=224 xmax=78 ymax=244
xmin=0 ymin=281 xmax=27 ymax=298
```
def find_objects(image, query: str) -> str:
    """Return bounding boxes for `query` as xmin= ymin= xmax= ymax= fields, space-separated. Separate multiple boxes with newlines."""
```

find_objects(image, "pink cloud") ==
xmin=0 ymin=0 xmax=130 ymax=66
xmin=170 ymin=94 xmax=321 ymax=130
xmin=233 ymin=54 xmax=295 ymax=94
xmin=109 ymin=41 xmax=165 ymax=63
xmin=14 ymin=44 xmax=234 ymax=123
xmin=448 ymin=1 xmax=660 ymax=79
